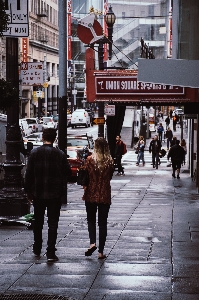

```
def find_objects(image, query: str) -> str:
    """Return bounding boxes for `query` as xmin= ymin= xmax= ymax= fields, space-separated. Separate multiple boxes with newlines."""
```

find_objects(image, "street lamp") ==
xmin=98 ymin=6 xmax=116 ymax=138
xmin=105 ymin=6 xmax=116 ymax=60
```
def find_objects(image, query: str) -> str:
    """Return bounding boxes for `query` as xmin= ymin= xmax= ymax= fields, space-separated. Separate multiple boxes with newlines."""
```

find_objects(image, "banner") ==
xmin=104 ymin=0 xmax=108 ymax=61
xmin=67 ymin=0 xmax=72 ymax=61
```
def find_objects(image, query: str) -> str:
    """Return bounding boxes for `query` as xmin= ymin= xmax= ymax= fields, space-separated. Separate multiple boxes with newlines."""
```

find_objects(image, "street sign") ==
xmin=105 ymin=104 xmax=115 ymax=116
xmin=3 ymin=0 xmax=29 ymax=37
xmin=43 ymin=82 xmax=49 ymax=88
xmin=93 ymin=117 xmax=105 ymax=125
xmin=21 ymin=62 xmax=44 ymax=85
xmin=33 ymin=91 xmax=44 ymax=98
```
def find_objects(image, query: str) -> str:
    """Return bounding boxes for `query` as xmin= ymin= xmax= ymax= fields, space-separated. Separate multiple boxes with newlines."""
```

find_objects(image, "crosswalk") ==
xmin=122 ymin=149 xmax=170 ymax=169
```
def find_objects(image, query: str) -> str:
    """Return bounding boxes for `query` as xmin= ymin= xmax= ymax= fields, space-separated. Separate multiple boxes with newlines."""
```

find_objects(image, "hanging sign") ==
xmin=3 ymin=0 xmax=29 ymax=37
xmin=20 ymin=62 xmax=44 ymax=85
xmin=105 ymin=104 xmax=115 ymax=116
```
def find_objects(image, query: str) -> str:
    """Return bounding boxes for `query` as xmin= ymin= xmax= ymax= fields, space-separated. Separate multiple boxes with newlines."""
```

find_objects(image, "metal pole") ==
xmin=58 ymin=0 xmax=67 ymax=151
xmin=98 ymin=40 xmax=104 ymax=138
xmin=0 ymin=38 xmax=29 ymax=217
xmin=58 ymin=0 xmax=67 ymax=204
xmin=44 ymin=55 xmax=47 ymax=116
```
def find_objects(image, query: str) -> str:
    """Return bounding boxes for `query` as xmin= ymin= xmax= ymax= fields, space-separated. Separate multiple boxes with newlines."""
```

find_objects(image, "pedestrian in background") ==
xmin=165 ymin=115 xmax=170 ymax=129
xmin=180 ymin=138 xmax=187 ymax=165
xmin=82 ymin=138 xmax=114 ymax=259
xmin=165 ymin=127 xmax=173 ymax=150
xmin=173 ymin=114 xmax=177 ymax=131
xmin=157 ymin=123 xmax=164 ymax=142
xmin=115 ymin=135 xmax=125 ymax=176
xmin=168 ymin=139 xmax=185 ymax=179
xmin=25 ymin=128 xmax=71 ymax=262
xmin=170 ymin=136 xmax=177 ymax=147
xmin=136 ymin=139 xmax=145 ymax=166
xmin=149 ymin=135 xmax=162 ymax=169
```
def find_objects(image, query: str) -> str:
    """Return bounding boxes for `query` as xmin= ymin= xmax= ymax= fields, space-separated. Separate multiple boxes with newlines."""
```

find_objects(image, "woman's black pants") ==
xmin=85 ymin=201 xmax=110 ymax=253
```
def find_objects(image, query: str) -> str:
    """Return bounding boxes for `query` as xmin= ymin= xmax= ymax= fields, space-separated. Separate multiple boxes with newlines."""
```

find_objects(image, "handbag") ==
xmin=77 ymin=167 xmax=89 ymax=186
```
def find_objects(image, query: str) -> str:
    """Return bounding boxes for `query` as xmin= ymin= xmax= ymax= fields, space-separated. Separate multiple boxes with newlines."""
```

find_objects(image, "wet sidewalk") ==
xmin=0 ymin=154 xmax=199 ymax=299
xmin=1 ymin=118 xmax=198 ymax=299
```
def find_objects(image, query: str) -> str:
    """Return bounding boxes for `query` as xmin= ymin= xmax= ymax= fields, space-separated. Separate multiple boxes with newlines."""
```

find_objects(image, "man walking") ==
xmin=168 ymin=139 xmax=185 ymax=179
xmin=149 ymin=135 xmax=162 ymax=169
xmin=115 ymin=135 xmax=125 ymax=176
xmin=25 ymin=128 xmax=71 ymax=262
xmin=157 ymin=123 xmax=164 ymax=142
xmin=165 ymin=127 xmax=173 ymax=150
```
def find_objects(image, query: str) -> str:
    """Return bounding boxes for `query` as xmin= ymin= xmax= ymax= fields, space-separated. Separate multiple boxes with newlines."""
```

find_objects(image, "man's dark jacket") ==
xmin=165 ymin=129 xmax=173 ymax=139
xmin=115 ymin=140 xmax=124 ymax=157
xmin=149 ymin=139 xmax=161 ymax=154
xmin=25 ymin=144 xmax=71 ymax=200
xmin=168 ymin=144 xmax=185 ymax=163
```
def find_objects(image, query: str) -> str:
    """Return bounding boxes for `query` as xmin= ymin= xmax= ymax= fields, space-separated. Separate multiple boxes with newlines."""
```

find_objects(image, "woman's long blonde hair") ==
xmin=91 ymin=137 xmax=112 ymax=167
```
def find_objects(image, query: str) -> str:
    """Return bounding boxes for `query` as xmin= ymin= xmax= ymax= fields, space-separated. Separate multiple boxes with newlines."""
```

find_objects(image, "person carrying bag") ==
xmin=82 ymin=138 xmax=114 ymax=259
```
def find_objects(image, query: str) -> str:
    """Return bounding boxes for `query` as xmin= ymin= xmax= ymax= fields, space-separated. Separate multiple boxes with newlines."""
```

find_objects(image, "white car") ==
xmin=23 ymin=132 xmax=43 ymax=142
xmin=71 ymin=109 xmax=91 ymax=128
xmin=42 ymin=117 xmax=57 ymax=129
xmin=19 ymin=118 xmax=43 ymax=133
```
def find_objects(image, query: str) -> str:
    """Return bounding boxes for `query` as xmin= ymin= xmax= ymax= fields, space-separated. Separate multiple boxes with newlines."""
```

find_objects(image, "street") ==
xmin=1 ymin=116 xmax=199 ymax=299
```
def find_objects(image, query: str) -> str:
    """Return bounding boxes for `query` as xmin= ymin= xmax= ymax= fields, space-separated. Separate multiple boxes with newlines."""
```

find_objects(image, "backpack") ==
xmin=122 ymin=142 xmax=127 ymax=155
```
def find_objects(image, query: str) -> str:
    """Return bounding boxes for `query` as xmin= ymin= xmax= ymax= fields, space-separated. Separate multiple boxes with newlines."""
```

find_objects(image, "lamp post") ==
xmin=105 ymin=6 xmax=116 ymax=60
xmin=0 ymin=38 xmax=29 ymax=217
xmin=98 ymin=6 xmax=116 ymax=138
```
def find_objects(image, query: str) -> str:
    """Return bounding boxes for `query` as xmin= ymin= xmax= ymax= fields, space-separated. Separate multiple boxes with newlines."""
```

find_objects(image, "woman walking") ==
xmin=82 ymin=138 xmax=114 ymax=259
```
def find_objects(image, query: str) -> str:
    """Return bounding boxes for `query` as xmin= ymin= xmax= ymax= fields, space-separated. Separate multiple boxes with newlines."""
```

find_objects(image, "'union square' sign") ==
xmin=95 ymin=76 xmax=184 ymax=95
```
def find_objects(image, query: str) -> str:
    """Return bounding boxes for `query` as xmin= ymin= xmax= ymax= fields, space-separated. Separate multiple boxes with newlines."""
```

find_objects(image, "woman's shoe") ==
xmin=85 ymin=246 xmax=97 ymax=256
xmin=98 ymin=254 xmax=107 ymax=259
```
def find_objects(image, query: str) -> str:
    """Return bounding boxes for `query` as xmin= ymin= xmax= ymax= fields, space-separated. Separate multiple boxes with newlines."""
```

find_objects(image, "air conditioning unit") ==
xmin=37 ymin=10 xmax=48 ymax=17
xmin=39 ymin=34 xmax=48 ymax=43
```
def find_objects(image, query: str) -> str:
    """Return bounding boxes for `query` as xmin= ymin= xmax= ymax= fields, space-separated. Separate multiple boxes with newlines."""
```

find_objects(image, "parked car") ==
xmin=19 ymin=119 xmax=33 ymax=136
xmin=66 ymin=135 xmax=94 ymax=151
xmin=67 ymin=113 xmax=72 ymax=127
xmin=67 ymin=146 xmax=90 ymax=180
xmin=42 ymin=117 xmax=57 ymax=129
xmin=71 ymin=109 xmax=91 ymax=128
xmin=23 ymin=132 xmax=43 ymax=142
xmin=174 ymin=108 xmax=184 ymax=115
xmin=19 ymin=118 xmax=43 ymax=133
xmin=23 ymin=139 xmax=58 ymax=151
xmin=85 ymin=108 xmax=95 ymax=124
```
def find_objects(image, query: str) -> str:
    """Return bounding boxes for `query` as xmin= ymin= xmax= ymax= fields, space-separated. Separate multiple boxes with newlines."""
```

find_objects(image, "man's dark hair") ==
xmin=42 ymin=128 xmax=57 ymax=143
xmin=176 ymin=139 xmax=180 ymax=145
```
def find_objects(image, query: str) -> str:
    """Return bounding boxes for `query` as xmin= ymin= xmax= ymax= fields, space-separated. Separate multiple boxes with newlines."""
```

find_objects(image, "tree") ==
xmin=0 ymin=79 xmax=19 ymax=110
xmin=0 ymin=0 xmax=9 ymax=37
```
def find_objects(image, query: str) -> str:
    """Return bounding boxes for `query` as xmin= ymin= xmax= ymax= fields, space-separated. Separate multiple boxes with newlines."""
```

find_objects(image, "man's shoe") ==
xmin=172 ymin=174 xmax=176 ymax=178
xmin=136 ymin=163 xmax=139 ymax=166
xmin=120 ymin=172 xmax=125 ymax=176
xmin=177 ymin=175 xmax=180 ymax=179
xmin=47 ymin=254 xmax=59 ymax=262
xmin=115 ymin=172 xmax=120 ymax=176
